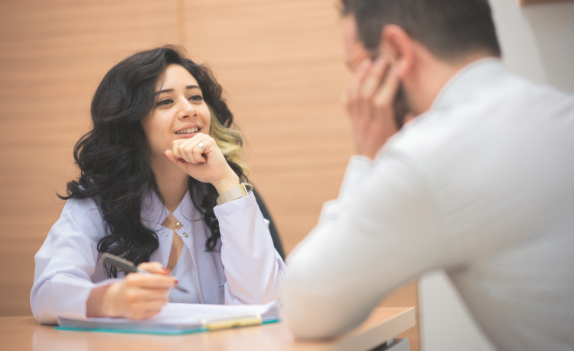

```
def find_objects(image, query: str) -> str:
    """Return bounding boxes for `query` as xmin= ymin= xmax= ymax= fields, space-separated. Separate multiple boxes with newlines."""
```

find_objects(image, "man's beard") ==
xmin=393 ymin=83 xmax=410 ymax=130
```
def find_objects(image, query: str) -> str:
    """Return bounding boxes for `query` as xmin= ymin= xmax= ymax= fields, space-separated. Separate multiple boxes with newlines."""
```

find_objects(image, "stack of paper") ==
xmin=56 ymin=301 xmax=280 ymax=335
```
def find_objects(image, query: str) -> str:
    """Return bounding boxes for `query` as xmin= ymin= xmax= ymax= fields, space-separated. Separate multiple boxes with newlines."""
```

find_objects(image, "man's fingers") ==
xmin=373 ymin=69 xmax=400 ymax=113
xmin=347 ymin=59 xmax=371 ymax=106
xmin=359 ymin=58 xmax=389 ymax=102
xmin=343 ymin=59 xmax=371 ymax=120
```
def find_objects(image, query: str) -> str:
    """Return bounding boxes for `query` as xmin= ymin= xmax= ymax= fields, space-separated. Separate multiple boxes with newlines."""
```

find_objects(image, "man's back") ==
xmin=394 ymin=58 xmax=574 ymax=349
xmin=284 ymin=59 xmax=574 ymax=350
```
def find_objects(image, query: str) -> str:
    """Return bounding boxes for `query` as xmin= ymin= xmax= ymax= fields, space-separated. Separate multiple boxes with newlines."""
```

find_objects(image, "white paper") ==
xmin=81 ymin=301 xmax=279 ymax=326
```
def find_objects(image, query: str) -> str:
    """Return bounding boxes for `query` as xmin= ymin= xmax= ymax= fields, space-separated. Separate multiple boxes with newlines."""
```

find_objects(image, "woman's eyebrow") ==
xmin=154 ymin=85 xmax=200 ymax=96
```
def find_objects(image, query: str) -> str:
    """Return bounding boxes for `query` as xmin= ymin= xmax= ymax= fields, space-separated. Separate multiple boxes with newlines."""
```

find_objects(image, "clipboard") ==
xmin=55 ymin=302 xmax=281 ymax=335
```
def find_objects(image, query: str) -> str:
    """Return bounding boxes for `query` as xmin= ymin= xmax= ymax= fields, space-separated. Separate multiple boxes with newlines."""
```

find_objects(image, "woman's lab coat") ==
xmin=31 ymin=190 xmax=284 ymax=324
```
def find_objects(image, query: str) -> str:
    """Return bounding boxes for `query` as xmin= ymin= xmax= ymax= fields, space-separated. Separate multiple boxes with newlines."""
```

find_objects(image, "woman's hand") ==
xmin=164 ymin=133 xmax=240 ymax=194
xmin=87 ymin=262 xmax=176 ymax=320
xmin=342 ymin=58 xmax=401 ymax=160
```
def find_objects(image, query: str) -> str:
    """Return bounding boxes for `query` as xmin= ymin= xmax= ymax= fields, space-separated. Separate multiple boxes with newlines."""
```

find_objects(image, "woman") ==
xmin=31 ymin=46 xmax=284 ymax=323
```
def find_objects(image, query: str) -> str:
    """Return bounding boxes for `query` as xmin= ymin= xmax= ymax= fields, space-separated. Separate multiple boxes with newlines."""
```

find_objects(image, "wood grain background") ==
xmin=0 ymin=0 xmax=419 ymax=348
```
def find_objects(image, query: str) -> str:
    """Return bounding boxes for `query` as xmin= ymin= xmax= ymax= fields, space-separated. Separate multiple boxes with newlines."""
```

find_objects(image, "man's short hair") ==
xmin=342 ymin=0 xmax=501 ymax=60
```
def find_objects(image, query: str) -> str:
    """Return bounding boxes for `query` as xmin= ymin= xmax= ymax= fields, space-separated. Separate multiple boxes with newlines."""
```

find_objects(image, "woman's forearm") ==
xmin=86 ymin=283 xmax=116 ymax=318
xmin=216 ymin=194 xmax=285 ymax=304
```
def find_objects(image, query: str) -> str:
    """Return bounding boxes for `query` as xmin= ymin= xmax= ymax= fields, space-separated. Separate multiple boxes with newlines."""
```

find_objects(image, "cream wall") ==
xmin=419 ymin=1 xmax=574 ymax=350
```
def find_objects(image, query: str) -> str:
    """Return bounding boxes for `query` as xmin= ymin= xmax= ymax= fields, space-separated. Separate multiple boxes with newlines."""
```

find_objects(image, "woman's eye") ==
xmin=156 ymin=99 xmax=173 ymax=106
xmin=190 ymin=95 xmax=203 ymax=101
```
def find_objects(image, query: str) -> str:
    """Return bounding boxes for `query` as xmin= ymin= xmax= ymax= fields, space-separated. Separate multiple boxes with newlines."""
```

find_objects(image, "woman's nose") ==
xmin=178 ymin=98 xmax=196 ymax=119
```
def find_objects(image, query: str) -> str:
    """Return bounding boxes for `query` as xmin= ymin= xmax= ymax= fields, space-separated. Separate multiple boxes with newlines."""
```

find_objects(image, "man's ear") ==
xmin=379 ymin=25 xmax=414 ymax=80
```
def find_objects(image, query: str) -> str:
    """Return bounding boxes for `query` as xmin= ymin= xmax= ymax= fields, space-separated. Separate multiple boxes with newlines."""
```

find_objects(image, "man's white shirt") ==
xmin=284 ymin=59 xmax=574 ymax=350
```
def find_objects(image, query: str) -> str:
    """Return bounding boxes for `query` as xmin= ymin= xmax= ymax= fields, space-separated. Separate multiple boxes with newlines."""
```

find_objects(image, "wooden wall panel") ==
xmin=184 ymin=0 xmax=353 ymax=254
xmin=0 ymin=0 xmax=180 ymax=316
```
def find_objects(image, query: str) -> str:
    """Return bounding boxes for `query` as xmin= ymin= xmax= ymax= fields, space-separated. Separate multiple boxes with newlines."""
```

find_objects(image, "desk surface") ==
xmin=0 ymin=307 xmax=415 ymax=351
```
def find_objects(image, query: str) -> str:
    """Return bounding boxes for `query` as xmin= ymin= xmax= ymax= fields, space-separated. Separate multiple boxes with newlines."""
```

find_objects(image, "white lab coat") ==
xmin=31 ymin=190 xmax=284 ymax=324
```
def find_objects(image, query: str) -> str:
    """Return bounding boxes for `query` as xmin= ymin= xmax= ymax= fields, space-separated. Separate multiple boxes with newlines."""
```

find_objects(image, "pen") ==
xmin=100 ymin=252 xmax=189 ymax=293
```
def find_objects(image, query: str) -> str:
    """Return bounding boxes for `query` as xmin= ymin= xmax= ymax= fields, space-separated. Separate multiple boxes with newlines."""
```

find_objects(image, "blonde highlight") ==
xmin=208 ymin=106 xmax=250 ymax=181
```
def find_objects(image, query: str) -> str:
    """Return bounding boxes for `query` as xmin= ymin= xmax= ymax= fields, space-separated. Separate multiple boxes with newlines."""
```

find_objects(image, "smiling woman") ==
xmin=30 ymin=46 xmax=284 ymax=323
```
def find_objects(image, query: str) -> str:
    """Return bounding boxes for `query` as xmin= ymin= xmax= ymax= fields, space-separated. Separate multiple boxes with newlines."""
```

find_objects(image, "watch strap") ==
xmin=216 ymin=183 xmax=248 ymax=206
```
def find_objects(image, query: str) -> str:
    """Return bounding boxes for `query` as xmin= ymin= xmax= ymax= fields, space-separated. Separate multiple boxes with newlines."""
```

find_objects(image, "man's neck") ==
xmin=149 ymin=154 xmax=189 ymax=214
xmin=405 ymin=48 xmax=495 ymax=115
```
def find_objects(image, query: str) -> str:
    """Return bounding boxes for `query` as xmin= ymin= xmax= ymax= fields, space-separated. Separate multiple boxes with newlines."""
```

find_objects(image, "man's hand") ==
xmin=342 ymin=58 xmax=400 ymax=160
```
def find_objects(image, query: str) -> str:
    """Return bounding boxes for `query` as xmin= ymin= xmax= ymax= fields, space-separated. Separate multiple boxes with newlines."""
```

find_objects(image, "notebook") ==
xmin=56 ymin=301 xmax=281 ymax=335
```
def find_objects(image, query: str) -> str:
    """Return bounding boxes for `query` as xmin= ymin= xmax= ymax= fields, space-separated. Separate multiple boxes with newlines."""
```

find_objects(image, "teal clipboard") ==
xmin=54 ymin=318 xmax=281 ymax=336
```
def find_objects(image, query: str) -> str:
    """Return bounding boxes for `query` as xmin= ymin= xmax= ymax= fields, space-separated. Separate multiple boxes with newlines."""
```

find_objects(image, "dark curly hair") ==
xmin=59 ymin=46 xmax=247 ymax=278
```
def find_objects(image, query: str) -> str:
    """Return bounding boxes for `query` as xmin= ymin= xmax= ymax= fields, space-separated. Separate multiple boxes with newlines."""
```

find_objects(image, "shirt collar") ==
xmin=429 ymin=58 xmax=506 ymax=113
xmin=140 ymin=189 xmax=204 ymax=231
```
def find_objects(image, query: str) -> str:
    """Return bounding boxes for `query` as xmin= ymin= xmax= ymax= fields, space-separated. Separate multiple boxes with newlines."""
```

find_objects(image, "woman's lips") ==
xmin=174 ymin=127 xmax=201 ymax=138
xmin=174 ymin=132 xmax=200 ymax=138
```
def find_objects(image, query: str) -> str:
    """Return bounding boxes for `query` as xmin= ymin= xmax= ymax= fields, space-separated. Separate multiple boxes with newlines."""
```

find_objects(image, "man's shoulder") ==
xmin=389 ymin=72 xmax=574 ymax=161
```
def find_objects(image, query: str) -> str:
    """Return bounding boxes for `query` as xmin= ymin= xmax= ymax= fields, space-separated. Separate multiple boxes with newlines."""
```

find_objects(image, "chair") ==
xmin=371 ymin=338 xmax=410 ymax=351
xmin=252 ymin=187 xmax=286 ymax=260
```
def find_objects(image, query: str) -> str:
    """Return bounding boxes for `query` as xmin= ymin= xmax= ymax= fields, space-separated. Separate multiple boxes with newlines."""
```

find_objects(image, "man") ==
xmin=283 ymin=0 xmax=574 ymax=349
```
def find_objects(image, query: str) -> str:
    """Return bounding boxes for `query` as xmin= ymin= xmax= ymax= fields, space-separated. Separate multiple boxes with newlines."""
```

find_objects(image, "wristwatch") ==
xmin=216 ymin=183 xmax=248 ymax=206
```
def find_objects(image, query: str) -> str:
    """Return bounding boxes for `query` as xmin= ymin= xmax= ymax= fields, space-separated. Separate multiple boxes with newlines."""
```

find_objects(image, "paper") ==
xmin=84 ymin=301 xmax=278 ymax=325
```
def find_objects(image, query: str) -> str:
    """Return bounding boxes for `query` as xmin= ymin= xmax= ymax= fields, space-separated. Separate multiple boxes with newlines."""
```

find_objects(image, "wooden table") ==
xmin=0 ymin=307 xmax=415 ymax=351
